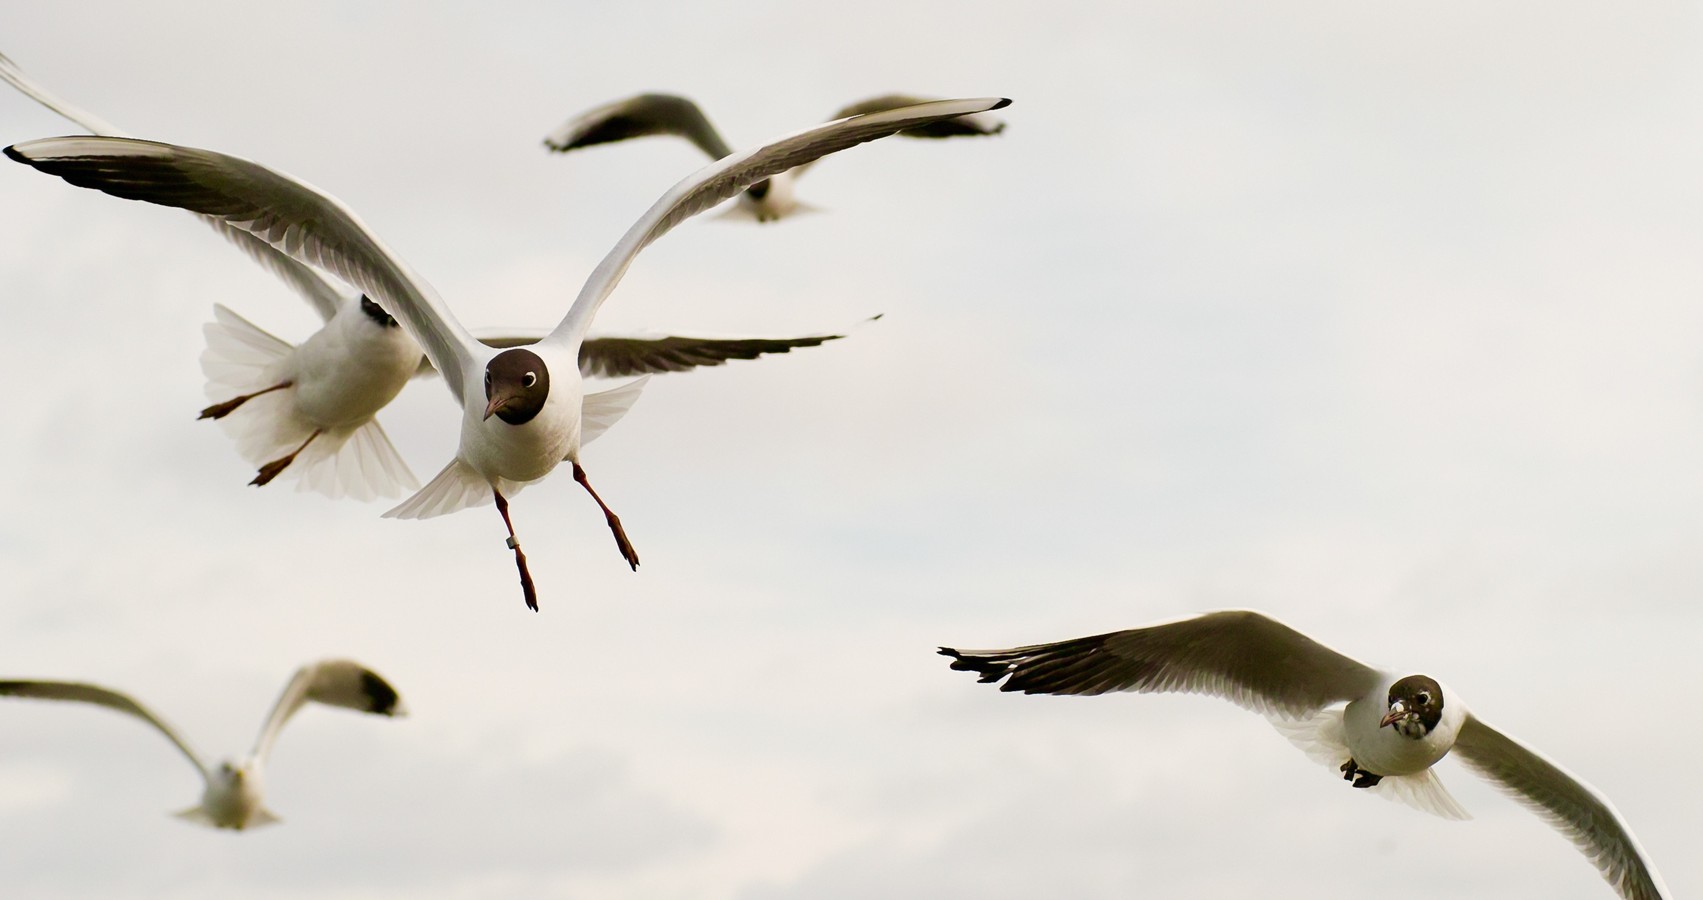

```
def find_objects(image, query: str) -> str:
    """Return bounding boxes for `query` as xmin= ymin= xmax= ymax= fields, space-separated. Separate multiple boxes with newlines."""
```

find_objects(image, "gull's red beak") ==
xmin=1379 ymin=702 xmax=1407 ymax=729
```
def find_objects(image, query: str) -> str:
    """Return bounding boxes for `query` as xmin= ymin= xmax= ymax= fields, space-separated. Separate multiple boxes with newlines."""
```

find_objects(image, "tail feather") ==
xmin=383 ymin=459 xmax=506 ymax=520
xmin=290 ymin=420 xmax=420 ymax=502
xmin=201 ymin=304 xmax=292 ymax=394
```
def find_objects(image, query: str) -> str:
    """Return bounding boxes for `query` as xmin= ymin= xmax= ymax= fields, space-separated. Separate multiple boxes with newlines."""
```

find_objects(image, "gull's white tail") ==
xmin=201 ymin=305 xmax=418 ymax=501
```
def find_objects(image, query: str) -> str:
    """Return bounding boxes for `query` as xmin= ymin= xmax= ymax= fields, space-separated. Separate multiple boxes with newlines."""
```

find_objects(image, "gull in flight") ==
xmin=0 ymin=50 xmax=864 ymax=501
xmin=941 ymin=610 xmax=1670 ymax=900
xmin=7 ymin=96 xmax=1012 ymax=610
xmin=0 ymin=659 xmax=405 ymax=830
xmin=544 ymin=93 xmax=1007 ymax=222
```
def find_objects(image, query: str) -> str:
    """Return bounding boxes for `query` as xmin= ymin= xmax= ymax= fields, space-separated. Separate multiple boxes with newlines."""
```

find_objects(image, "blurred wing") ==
xmin=0 ymin=679 xmax=209 ymax=777
xmin=250 ymin=659 xmax=407 ymax=764
xmin=545 ymin=96 xmax=1011 ymax=346
xmin=4 ymin=136 xmax=480 ymax=399
xmin=1453 ymin=715 xmax=1670 ymax=900
xmin=0 ymin=53 xmax=349 ymax=323
xmin=828 ymin=93 xmax=1008 ymax=138
xmin=578 ymin=331 xmax=846 ymax=378
xmin=940 ymin=609 xmax=1380 ymax=719
xmin=543 ymin=93 xmax=735 ymax=160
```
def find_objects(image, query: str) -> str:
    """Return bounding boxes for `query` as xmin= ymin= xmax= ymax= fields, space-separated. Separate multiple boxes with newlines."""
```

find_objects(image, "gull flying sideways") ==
xmin=941 ymin=610 xmax=1669 ymax=900
xmin=6 ymin=96 xmax=1012 ymax=610
xmin=0 ymin=50 xmax=860 ymax=501
xmin=544 ymin=92 xmax=1006 ymax=222
xmin=0 ymin=659 xmax=405 ymax=830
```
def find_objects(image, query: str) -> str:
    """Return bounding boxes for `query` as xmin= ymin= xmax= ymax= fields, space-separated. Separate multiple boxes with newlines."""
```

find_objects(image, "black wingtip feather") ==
xmin=358 ymin=670 xmax=403 ymax=716
xmin=992 ymin=98 xmax=1013 ymax=110
xmin=3 ymin=145 xmax=29 ymax=164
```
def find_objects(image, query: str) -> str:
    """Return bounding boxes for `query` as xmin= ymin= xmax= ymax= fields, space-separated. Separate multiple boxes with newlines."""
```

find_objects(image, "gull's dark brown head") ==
xmin=483 ymin=348 xmax=549 ymax=425
xmin=1380 ymin=674 xmax=1444 ymax=739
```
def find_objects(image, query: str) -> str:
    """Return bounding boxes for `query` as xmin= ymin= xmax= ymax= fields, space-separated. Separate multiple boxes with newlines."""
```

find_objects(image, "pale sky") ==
xmin=0 ymin=2 xmax=1699 ymax=898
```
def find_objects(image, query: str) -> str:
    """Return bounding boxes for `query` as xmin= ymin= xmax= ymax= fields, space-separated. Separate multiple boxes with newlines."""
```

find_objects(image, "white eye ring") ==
xmin=522 ymin=372 xmax=537 ymax=388
xmin=1416 ymin=692 xmax=1431 ymax=705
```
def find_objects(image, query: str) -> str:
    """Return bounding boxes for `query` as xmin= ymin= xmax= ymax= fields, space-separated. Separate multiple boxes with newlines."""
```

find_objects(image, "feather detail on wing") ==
xmin=581 ymin=376 xmax=649 ymax=446
xmin=249 ymin=660 xmax=406 ymax=765
xmin=3 ymin=136 xmax=481 ymax=403
xmin=543 ymin=93 xmax=735 ymax=159
xmin=1453 ymin=715 xmax=1670 ymax=900
xmin=941 ymin=610 xmax=1380 ymax=720
xmin=0 ymin=680 xmax=209 ymax=777
xmin=544 ymin=96 xmax=1011 ymax=347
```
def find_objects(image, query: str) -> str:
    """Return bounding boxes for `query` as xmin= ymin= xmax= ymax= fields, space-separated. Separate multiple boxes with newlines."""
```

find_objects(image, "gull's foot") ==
xmin=1341 ymin=759 xmax=1382 ymax=788
xmin=511 ymin=539 xmax=538 ymax=612
xmin=605 ymin=510 xmax=639 ymax=571
xmin=250 ymin=456 xmax=292 ymax=486
xmin=199 ymin=396 xmax=247 ymax=420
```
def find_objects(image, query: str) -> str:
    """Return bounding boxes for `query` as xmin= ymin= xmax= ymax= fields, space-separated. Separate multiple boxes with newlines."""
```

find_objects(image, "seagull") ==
xmin=543 ymin=93 xmax=1007 ymax=222
xmin=0 ymin=659 xmax=405 ymax=830
xmin=0 ymin=50 xmax=868 ymax=501
xmin=940 ymin=610 xmax=1670 ymax=900
xmin=7 ymin=95 xmax=1012 ymax=610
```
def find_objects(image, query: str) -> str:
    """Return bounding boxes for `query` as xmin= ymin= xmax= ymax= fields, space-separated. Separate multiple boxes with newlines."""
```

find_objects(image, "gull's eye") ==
xmin=484 ymin=371 xmax=491 ymax=389
xmin=1416 ymin=691 xmax=1431 ymax=706
xmin=522 ymin=372 xmax=537 ymax=388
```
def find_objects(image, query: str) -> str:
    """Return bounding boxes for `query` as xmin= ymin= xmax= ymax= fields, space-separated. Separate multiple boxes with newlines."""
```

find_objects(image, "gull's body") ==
xmin=941 ymin=610 xmax=1668 ymax=900
xmin=0 ymin=659 xmax=405 ymax=830
xmin=544 ymin=93 xmax=1007 ymax=222
xmin=8 ymin=96 xmax=1013 ymax=609
xmin=1 ymin=50 xmax=860 ymax=500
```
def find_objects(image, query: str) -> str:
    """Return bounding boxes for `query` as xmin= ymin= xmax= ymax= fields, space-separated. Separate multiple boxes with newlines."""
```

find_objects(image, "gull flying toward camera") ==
xmin=941 ymin=610 xmax=1669 ymax=900
xmin=0 ymin=50 xmax=861 ymax=501
xmin=0 ymin=659 xmax=405 ymax=830
xmin=544 ymin=92 xmax=1006 ymax=222
xmin=6 ymin=95 xmax=1012 ymax=610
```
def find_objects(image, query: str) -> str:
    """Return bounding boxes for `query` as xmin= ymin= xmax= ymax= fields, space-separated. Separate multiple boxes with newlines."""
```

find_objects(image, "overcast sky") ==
xmin=0 ymin=2 xmax=1699 ymax=898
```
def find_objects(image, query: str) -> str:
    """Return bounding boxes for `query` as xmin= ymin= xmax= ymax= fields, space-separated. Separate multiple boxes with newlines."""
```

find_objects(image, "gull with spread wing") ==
xmin=0 ymin=659 xmax=405 ymax=830
xmin=941 ymin=610 xmax=1669 ymax=900
xmin=544 ymin=92 xmax=1006 ymax=222
xmin=6 ymin=96 xmax=1011 ymax=610
xmin=0 ymin=50 xmax=863 ymax=501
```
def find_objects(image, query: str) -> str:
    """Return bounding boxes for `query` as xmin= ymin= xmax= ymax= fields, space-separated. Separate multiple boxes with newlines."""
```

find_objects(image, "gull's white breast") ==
xmin=1342 ymin=677 xmax=1466 ymax=776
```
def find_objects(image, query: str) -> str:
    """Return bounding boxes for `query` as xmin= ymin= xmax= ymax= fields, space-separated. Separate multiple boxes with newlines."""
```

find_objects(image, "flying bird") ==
xmin=0 ymin=659 xmax=405 ymax=830
xmin=543 ymin=92 xmax=1006 ymax=222
xmin=0 ymin=50 xmax=865 ymax=501
xmin=6 ymin=96 xmax=1012 ymax=610
xmin=941 ymin=610 xmax=1669 ymax=900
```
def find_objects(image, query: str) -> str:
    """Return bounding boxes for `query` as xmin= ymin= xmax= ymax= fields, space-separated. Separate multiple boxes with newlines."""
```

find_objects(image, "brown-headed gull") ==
xmin=941 ymin=610 xmax=1669 ymax=900
xmin=0 ymin=659 xmax=405 ymax=830
xmin=7 ymin=96 xmax=1013 ymax=610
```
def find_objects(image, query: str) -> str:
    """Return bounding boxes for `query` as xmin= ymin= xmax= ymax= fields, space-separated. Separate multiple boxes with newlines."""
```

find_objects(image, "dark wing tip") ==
xmin=4 ymin=144 xmax=30 ymax=164
xmin=358 ymin=670 xmax=404 ymax=716
xmin=991 ymin=98 xmax=1013 ymax=110
xmin=939 ymin=647 xmax=1015 ymax=685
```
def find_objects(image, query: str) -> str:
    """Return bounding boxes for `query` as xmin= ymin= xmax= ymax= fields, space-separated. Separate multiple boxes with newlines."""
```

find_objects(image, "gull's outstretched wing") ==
xmin=0 ymin=51 xmax=349 ymax=324
xmin=249 ymin=659 xmax=406 ymax=765
xmin=545 ymin=96 xmax=1011 ymax=347
xmin=0 ymin=679 xmax=210 ymax=778
xmin=1453 ymin=715 xmax=1671 ymax=900
xmin=411 ymin=325 xmax=857 ymax=378
xmin=828 ymin=93 xmax=1008 ymax=138
xmin=543 ymin=93 xmax=735 ymax=160
xmin=940 ymin=609 xmax=1381 ymax=719
xmin=4 ymin=136 xmax=480 ymax=399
